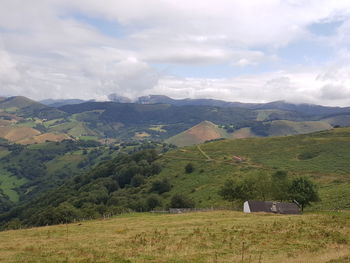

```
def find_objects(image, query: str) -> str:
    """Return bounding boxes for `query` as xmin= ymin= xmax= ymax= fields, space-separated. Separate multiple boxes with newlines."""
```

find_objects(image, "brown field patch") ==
xmin=0 ymin=126 xmax=41 ymax=142
xmin=18 ymin=133 xmax=72 ymax=144
xmin=167 ymin=121 xmax=225 ymax=147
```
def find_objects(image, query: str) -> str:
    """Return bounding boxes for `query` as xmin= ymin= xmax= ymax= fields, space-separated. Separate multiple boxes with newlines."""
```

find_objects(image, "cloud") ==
xmin=1 ymin=0 xmax=350 ymax=105
xmin=146 ymin=68 xmax=350 ymax=107
xmin=320 ymin=84 xmax=350 ymax=100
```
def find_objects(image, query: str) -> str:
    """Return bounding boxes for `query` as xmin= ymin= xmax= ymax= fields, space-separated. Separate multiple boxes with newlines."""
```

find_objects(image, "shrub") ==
xmin=170 ymin=194 xmax=195 ymax=208
xmin=146 ymin=195 xmax=163 ymax=210
xmin=150 ymin=178 xmax=171 ymax=194
xmin=185 ymin=163 xmax=194 ymax=173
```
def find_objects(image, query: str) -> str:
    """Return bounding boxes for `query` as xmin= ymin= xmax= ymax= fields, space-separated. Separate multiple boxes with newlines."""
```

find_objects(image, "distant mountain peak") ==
xmin=137 ymin=94 xmax=174 ymax=104
xmin=108 ymin=93 xmax=132 ymax=103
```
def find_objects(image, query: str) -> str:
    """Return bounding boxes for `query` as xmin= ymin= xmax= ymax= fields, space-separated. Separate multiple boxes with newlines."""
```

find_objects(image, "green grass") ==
xmin=0 ymin=148 xmax=10 ymax=159
xmin=79 ymin=135 xmax=99 ymax=141
xmin=42 ymin=118 xmax=64 ymax=127
xmin=2 ymin=107 xmax=19 ymax=113
xmin=157 ymin=128 xmax=350 ymax=210
xmin=0 ymin=211 xmax=349 ymax=263
xmin=0 ymin=169 xmax=27 ymax=202
xmin=14 ymin=121 xmax=36 ymax=128
xmin=268 ymin=120 xmax=332 ymax=136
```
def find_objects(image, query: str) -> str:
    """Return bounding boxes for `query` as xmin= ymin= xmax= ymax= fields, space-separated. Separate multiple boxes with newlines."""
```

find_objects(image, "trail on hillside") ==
xmin=196 ymin=145 xmax=212 ymax=161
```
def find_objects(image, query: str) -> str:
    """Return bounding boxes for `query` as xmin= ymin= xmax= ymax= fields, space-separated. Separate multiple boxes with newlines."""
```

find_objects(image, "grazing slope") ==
xmin=17 ymin=133 xmax=72 ymax=144
xmin=267 ymin=120 xmax=333 ymax=136
xmin=0 ymin=211 xmax=349 ymax=263
xmin=0 ymin=96 xmax=41 ymax=110
xmin=159 ymin=127 xmax=350 ymax=210
xmin=167 ymin=119 xmax=333 ymax=146
xmin=0 ymin=126 xmax=41 ymax=142
xmin=166 ymin=121 xmax=227 ymax=146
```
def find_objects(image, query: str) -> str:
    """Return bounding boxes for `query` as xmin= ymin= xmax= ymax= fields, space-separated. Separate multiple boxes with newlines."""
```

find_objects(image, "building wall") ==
xmin=243 ymin=201 xmax=251 ymax=213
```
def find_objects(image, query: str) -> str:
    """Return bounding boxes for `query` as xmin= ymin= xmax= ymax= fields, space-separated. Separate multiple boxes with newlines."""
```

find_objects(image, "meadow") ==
xmin=157 ymin=127 xmax=350 ymax=210
xmin=0 ymin=211 xmax=349 ymax=263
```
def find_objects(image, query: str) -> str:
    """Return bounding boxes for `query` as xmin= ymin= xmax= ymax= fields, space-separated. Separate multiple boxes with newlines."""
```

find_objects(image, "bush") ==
xmin=298 ymin=151 xmax=320 ymax=160
xmin=150 ymin=178 xmax=171 ymax=194
xmin=146 ymin=195 xmax=162 ymax=210
xmin=170 ymin=194 xmax=195 ymax=208
xmin=185 ymin=163 xmax=194 ymax=173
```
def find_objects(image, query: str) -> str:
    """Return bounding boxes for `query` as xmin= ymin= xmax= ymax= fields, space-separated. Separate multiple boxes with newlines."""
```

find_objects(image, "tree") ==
xmin=271 ymin=170 xmax=290 ymax=201
xmin=288 ymin=177 xmax=320 ymax=210
xmin=219 ymin=171 xmax=272 ymax=203
xmin=218 ymin=178 xmax=253 ymax=202
xmin=185 ymin=163 xmax=194 ymax=173
xmin=170 ymin=194 xmax=195 ymax=208
xmin=131 ymin=174 xmax=145 ymax=187
xmin=146 ymin=195 xmax=162 ymax=210
xmin=150 ymin=178 xmax=171 ymax=194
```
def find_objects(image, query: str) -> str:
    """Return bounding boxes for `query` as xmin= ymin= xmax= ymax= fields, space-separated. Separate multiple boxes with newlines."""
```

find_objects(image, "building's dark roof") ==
xmin=247 ymin=200 xmax=301 ymax=214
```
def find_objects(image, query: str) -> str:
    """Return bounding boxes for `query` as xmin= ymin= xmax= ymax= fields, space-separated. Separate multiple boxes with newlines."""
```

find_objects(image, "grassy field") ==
xmin=267 ymin=120 xmax=332 ymax=137
xmin=0 ymin=211 xmax=349 ymax=263
xmin=166 ymin=121 xmax=228 ymax=147
xmin=157 ymin=127 xmax=350 ymax=210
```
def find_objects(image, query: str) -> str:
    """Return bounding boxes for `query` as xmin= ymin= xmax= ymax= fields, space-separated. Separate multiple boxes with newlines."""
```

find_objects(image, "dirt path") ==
xmin=196 ymin=145 xmax=212 ymax=161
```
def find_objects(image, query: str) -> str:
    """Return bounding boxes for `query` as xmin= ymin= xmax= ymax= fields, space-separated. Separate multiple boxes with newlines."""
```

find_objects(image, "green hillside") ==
xmin=166 ymin=119 xmax=333 ymax=147
xmin=0 ymin=96 xmax=66 ymax=120
xmin=267 ymin=120 xmax=332 ymax=136
xmin=158 ymin=127 xmax=350 ymax=210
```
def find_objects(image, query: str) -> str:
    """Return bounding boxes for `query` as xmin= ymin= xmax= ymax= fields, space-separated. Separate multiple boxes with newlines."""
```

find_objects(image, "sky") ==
xmin=1 ymin=0 xmax=350 ymax=106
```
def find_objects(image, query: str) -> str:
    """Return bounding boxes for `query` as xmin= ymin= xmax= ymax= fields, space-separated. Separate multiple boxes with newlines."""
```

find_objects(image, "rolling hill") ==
xmin=166 ymin=121 xmax=228 ymax=146
xmin=0 ymin=126 xmax=41 ymax=142
xmin=267 ymin=120 xmax=333 ymax=136
xmin=0 ymin=96 xmax=67 ymax=120
xmin=166 ymin=119 xmax=333 ymax=147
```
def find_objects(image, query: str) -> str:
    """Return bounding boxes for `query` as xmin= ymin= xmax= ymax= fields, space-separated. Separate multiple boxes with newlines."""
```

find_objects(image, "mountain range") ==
xmin=1 ymin=95 xmax=350 ymax=147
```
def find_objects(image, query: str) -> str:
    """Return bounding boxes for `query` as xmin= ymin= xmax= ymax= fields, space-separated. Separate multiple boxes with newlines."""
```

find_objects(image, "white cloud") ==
xmin=1 ymin=0 xmax=350 ymax=105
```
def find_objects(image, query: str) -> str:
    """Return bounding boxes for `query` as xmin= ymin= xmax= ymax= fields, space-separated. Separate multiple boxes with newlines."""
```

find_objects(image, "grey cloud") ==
xmin=320 ymin=84 xmax=350 ymax=100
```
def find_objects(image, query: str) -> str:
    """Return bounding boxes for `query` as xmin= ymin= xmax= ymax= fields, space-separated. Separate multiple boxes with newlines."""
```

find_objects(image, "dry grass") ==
xmin=0 ymin=126 xmax=40 ymax=142
xmin=167 ymin=121 xmax=225 ymax=147
xmin=0 ymin=211 xmax=349 ymax=263
xmin=18 ymin=133 xmax=71 ymax=144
